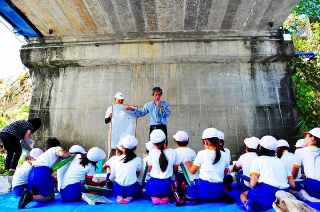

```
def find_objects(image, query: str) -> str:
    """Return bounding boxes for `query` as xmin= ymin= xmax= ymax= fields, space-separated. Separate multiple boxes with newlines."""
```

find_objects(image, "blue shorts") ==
xmin=28 ymin=166 xmax=55 ymax=197
xmin=186 ymin=179 xmax=224 ymax=201
xmin=247 ymin=183 xmax=288 ymax=211
xmin=145 ymin=177 xmax=173 ymax=197
xmin=113 ymin=181 xmax=142 ymax=198
xmin=304 ymin=178 xmax=320 ymax=199
xmin=236 ymin=171 xmax=251 ymax=192
xmin=60 ymin=182 xmax=87 ymax=202
xmin=13 ymin=184 xmax=28 ymax=196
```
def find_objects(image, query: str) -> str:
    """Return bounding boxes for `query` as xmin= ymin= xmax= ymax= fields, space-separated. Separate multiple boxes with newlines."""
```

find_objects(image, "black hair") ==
xmin=79 ymin=154 xmax=98 ymax=170
xmin=45 ymin=138 xmax=60 ymax=149
xmin=206 ymin=137 xmax=221 ymax=164
xmin=154 ymin=140 xmax=168 ymax=172
xmin=311 ymin=134 xmax=320 ymax=148
xmin=219 ymin=139 xmax=225 ymax=152
xmin=116 ymin=147 xmax=123 ymax=155
xmin=176 ymin=140 xmax=189 ymax=147
xmin=28 ymin=118 xmax=42 ymax=133
xmin=146 ymin=148 xmax=149 ymax=154
xmin=276 ymin=146 xmax=293 ymax=158
xmin=121 ymin=148 xmax=137 ymax=163
xmin=257 ymin=145 xmax=276 ymax=157
xmin=247 ymin=147 xmax=257 ymax=153
xmin=152 ymin=87 xmax=162 ymax=96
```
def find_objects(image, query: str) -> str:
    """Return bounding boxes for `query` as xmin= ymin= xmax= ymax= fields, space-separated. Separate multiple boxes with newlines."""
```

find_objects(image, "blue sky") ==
xmin=0 ymin=17 xmax=26 ymax=79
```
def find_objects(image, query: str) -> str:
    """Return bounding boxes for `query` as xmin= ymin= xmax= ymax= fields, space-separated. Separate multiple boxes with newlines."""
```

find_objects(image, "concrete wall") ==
xmin=22 ymin=35 xmax=298 ymax=160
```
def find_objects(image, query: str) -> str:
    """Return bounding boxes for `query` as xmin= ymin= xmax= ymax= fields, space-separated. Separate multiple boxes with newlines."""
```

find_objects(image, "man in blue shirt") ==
xmin=126 ymin=87 xmax=171 ymax=145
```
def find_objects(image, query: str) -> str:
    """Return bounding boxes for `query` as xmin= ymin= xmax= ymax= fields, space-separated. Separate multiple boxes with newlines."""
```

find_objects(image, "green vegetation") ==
xmin=293 ymin=0 xmax=320 ymax=17
xmin=0 ymin=154 xmax=25 ymax=176
xmin=284 ymin=14 xmax=320 ymax=135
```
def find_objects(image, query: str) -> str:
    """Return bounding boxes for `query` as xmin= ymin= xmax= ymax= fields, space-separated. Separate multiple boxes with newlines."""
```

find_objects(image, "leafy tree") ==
xmin=293 ymin=0 xmax=320 ymax=17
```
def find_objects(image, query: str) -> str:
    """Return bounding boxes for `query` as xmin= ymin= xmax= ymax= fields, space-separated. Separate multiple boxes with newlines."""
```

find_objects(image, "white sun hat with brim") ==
xmin=30 ymin=148 xmax=43 ymax=159
xmin=116 ymin=141 xmax=123 ymax=151
xmin=87 ymin=147 xmax=106 ymax=162
xmin=121 ymin=135 xmax=138 ymax=149
xmin=201 ymin=128 xmax=219 ymax=140
xmin=145 ymin=141 xmax=156 ymax=151
xmin=244 ymin=137 xmax=259 ymax=149
xmin=277 ymin=139 xmax=290 ymax=148
xmin=259 ymin=136 xmax=278 ymax=151
xmin=295 ymin=139 xmax=304 ymax=148
xmin=69 ymin=145 xmax=86 ymax=154
xmin=114 ymin=92 xmax=125 ymax=100
xmin=218 ymin=131 xmax=225 ymax=140
xmin=150 ymin=129 xmax=166 ymax=144
xmin=173 ymin=131 xmax=189 ymax=142
xmin=304 ymin=128 xmax=320 ymax=139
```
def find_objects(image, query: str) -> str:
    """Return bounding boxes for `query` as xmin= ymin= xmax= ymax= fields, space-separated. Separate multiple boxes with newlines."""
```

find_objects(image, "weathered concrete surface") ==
xmin=0 ymin=176 xmax=12 ymax=194
xmin=22 ymin=34 xmax=298 ymax=160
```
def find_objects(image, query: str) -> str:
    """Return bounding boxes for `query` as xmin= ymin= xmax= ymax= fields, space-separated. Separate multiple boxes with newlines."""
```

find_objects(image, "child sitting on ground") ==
xmin=18 ymin=138 xmax=72 ymax=209
xmin=240 ymin=136 xmax=295 ymax=211
xmin=233 ymin=137 xmax=259 ymax=191
xmin=137 ymin=141 xmax=155 ymax=185
xmin=173 ymin=131 xmax=199 ymax=185
xmin=218 ymin=130 xmax=233 ymax=191
xmin=12 ymin=148 xmax=43 ymax=196
xmin=113 ymin=135 xmax=142 ymax=204
xmin=60 ymin=147 xmax=106 ymax=202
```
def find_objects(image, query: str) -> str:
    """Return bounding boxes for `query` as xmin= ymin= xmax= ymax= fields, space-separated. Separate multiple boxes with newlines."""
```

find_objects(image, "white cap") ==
xmin=121 ymin=135 xmax=138 ymax=149
xmin=30 ymin=148 xmax=43 ymax=159
xmin=304 ymin=128 xmax=320 ymax=139
xmin=295 ymin=139 xmax=304 ymax=148
xmin=244 ymin=137 xmax=259 ymax=149
xmin=277 ymin=139 xmax=290 ymax=148
xmin=259 ymin=136 xmax=278 ymax=151
xmin=69 ymin=145 xmax=86 ymax=154
xmin=116 ymin=141 xmax=123 ymax=151
xmin=173 ymin=131 xmax=189 ymax=142
xmin=114 ymin=92 xmax=125 ymax=100
xmin=87 ymin=147 xmax=106 ymax=162
xmin=145 ymin=141 xmax=156 ymax=151
xmin=150 ymin=129 xmax=166 ymax=144
xmin=201 ymin=128 xmax=219 ymax=140
xmin=218 ymin=131 xmax=225 ymax=140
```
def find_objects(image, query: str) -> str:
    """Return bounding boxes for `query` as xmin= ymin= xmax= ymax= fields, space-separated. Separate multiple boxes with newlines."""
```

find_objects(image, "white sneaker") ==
xmin=294 ymin=190 xmax=320 ymax=202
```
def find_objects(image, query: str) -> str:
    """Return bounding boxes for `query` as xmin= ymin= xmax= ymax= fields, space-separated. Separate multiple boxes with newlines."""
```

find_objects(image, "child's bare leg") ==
xmin=240 ymin=190 xmax=249 ymax=203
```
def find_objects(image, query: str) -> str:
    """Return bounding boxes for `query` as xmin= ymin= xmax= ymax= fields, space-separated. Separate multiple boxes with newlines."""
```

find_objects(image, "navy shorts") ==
xmin=304 ymin=178 xmax=320 ymax=199
xmin=145 ymin=177 xmax=173 ymax=197
xmin=28 ymin=166 xmax=55 ymax=197
xmin=247 ymin=183 xmax=288 ymax=211
xmin=186 ymin=179 xmax=224 ymax=201
xmin=13 ymin=184 xmax=28 ymax=196
xmin=60 ymin=182 xmax=88 ymax=202
xmin=113 ymin=181 xmax=142 ymax=198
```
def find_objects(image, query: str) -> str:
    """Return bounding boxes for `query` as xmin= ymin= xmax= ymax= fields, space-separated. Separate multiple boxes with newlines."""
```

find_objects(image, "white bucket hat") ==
xmin=295 ymin=139 xmax=304 ymax=148
xmin=30 ymin=148 xmax=43 ymax=159
xmin=121 ymin=135 xmax=138 ymax=149
xmin=114 ymin=92 xmax=125 ymax=100
xmin=218 ymin=131 xmax=225 ymax=140
xmin=173 ymin=131 xmax=189 ymax=142
xmin=244 ymin=137 xmax=259 ymax=149
xmin=87 ymin=147 xmax=106 ymax=162
xmin=69 ymin=145 xmax=86 ymax=154
xmin=259 ymin=136 xmax=278 ymax=151
xmin=145 ymin=141 xmax=156 ymax=151
xmin=277 ymin=139 xmax=290 ymax=148
xmin=116 ymin=141 xmax=123 ymax=151
xmin=150 ymin=129 xmax=166 ymax=144
xmin=201 ymin=128 xmax=219 ymax=140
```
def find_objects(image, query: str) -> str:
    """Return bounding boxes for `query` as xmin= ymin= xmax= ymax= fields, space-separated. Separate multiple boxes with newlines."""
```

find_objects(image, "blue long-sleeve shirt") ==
xmin=131 ymin=100 xmax=171 ymax=125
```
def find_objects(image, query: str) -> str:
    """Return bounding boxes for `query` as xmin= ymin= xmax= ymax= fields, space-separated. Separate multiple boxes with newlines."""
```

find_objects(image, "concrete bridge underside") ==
xmin=12 ymin=0 xmax=300 ymax=159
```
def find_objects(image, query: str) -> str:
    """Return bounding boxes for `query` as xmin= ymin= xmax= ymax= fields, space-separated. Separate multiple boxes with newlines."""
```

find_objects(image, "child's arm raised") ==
xmin=57 ymin=149 xmax=72 ymax=158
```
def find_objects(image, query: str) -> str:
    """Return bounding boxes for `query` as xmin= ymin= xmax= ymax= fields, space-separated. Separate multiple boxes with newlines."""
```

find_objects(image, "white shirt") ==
xmin=105 ymin=106 xmax=112 ymax=125
xmin=235 ymin=152 xmax=258 ymax=186
xmin=61 ymin=154 xmax=96 ymax=189
xmin=175 ymin=147 xmax=199 ymax=181
xmin=114 ymin=155 xmax=142 ymax=186
xmin=279 ymin=151 xmax=303 ymax=179
xmin=224 ymin=148 xmax=231 ymax=162
xmin=32 ymin=146 xmax=62 ymax=167
xmin=148 ymin=148 xmax=180 ymax=179
xmin=12 ymin=162 xmax=32 ymax=188
xmin=293 ymin=146 xmax=320 ymax=181
xmin=106 ymin=155 xmax=121 ymax=182
xmin=193 ymin=149 xmax=229 ymax=183
xmin=250 ymin=156 xmax=292 ymax=189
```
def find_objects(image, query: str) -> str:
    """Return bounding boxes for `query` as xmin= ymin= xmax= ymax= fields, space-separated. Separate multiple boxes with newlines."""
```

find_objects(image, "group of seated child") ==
xmin=12 ymin=127 xmax=320 ymax=211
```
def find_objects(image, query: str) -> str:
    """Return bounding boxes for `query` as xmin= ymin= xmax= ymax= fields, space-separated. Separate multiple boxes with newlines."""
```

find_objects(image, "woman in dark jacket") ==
xmin=0 ymin=118 xmax=42 ymax=172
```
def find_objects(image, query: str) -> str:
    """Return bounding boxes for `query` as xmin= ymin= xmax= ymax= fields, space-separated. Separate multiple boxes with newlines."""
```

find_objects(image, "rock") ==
xmin=0 ymin=176 xmax=13 ymax=194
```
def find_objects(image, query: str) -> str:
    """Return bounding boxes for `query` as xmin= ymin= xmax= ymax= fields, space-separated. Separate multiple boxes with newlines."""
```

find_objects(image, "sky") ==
xmin=0 ymin=17 xmax=27 ymax=79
